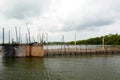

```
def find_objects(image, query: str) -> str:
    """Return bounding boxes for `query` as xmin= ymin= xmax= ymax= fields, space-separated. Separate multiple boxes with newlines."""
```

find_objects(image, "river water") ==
xmin=44 ymin=45 xmax=118 ymax=50
xmin=0 ymin=55 xmax=120 ymax=80
xmin=44 ymin=45 xmax=103 ymax=49
xmin=0 ymin=45 xmax=120 ymax=80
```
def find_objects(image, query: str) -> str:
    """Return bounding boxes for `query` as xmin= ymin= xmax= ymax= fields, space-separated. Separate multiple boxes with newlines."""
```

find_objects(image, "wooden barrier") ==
xmin=44 ymin=48 xmax=120 ymax=57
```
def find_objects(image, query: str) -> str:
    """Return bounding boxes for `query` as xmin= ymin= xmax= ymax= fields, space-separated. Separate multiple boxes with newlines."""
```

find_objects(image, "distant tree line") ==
xmin=46 ymin=34 xmax=120 ymax=45
xmin=69 ymin=33 xmax=120 ymax=45
xmin=47 ymin=42 xmax=65 ymax=45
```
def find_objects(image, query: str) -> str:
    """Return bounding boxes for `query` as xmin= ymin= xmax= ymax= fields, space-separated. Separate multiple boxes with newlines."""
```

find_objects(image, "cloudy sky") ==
xmin=0 ymin=0 xmax=120 ymax=43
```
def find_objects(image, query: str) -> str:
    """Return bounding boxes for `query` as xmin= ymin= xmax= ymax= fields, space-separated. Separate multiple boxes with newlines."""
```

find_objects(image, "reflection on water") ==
xmin=0 ymin=55 xmax=120 ymax=80
xmin=44 ymin=45 xmax=103 ymax=49
xmin=44 ymin=45 xmax=117 ymax=50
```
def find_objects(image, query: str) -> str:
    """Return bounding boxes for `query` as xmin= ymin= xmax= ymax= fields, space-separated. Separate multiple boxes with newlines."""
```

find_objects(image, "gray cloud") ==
xmin=58 ymin=0 xmax=120 ymax=32
xmin=0 ymin=0 xmax=120 ymax=42
xmin=2 ymin=0 xmax=51 ymax=19
xmin=62 ymin=18 xmax=114 ymax=32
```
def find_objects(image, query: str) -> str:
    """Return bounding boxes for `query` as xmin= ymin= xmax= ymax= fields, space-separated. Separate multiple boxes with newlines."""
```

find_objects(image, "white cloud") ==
xmin=0 ymin=0 xmax=51 ymax=19
xmin=0 ymin=0 xmax=120 ymax=42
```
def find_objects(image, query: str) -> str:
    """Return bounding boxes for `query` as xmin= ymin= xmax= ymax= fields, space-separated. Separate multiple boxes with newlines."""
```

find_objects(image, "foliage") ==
xmin=47 ymin=34 xmax=120 ymax=45
xmin=69 ymin=33 xmax=120 ymax=45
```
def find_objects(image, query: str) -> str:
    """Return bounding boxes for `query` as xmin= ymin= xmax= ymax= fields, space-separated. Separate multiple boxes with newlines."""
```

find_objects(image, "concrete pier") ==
xmin=2 ymin=44 xmax=44 ymax=58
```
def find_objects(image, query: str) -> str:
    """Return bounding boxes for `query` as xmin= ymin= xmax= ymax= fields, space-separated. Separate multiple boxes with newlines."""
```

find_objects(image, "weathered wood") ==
xmin=3 ymin=28 xmax=4 ymax=45
xmin=44 ymin=48 xmax=120 ymax=57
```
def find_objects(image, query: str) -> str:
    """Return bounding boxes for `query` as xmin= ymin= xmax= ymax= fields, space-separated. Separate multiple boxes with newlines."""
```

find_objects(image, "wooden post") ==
xmin=15 ymin=26 xmax=18 ymax=42
xmin=102 ymin=37 xmax=105 ymax=50
xmin=63 ymin=35 xmax=66 ymax=55
xmin=46 ymin=33 xmax=48 ymax=55
xmin=86 ymin=44 xmax=87 ymax=55
xmin=28 ymin=27 xmax=31 ymax=44
xmin=9 ymin=30 xmax=10 ymax=44
xmin=61 ymin=35 xmax=64 ymax=54
xmin=26 ymin=23 xmax=31 ymax=44
xmin=39 ymin=32 xmax=41 ymax=43
xmin=3 ymin=28 xmax=4 ymax=45
xmin=37 ymin=32 xmax=39 ymax=43
xmin=26 ymin=33 xmax=28 ymax=44
xmin=19 ymin=27 xmax=21 ymax=44
xmin=40 ymin=33 xmax=44 ymax=44
xmin=75 ymin=32 xmax=76 ymax=45
xmin=75 ymin=32 xmax=77 ymax=50
xmin=62 ymin=35 xmax=65 ymax=55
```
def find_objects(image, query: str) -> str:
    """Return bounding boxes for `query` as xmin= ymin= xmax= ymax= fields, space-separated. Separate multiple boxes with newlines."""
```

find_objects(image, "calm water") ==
xmin=44 ymin=45 xmax=118 ymax=50
xmin=0 ymin=55 xmax=120 ymax=80
xmin=44 ymin=45 xmax=102 ymax=49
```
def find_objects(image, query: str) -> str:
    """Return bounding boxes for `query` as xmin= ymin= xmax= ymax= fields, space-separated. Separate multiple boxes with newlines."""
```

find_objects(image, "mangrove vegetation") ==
xmin=69 ymin=33 xmax=120 ymax=45
xmin=47 ymin=34 xmax=120 ymax=45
